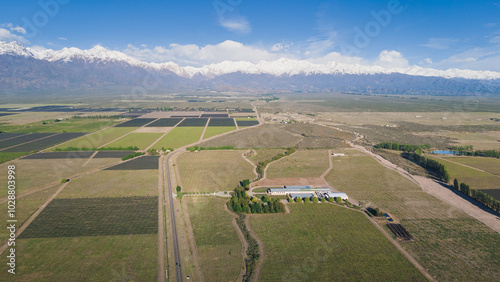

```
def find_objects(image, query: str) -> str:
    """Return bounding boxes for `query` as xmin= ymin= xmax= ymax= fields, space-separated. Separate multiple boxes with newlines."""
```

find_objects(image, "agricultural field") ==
xmin=246 ymin=149 xmax=287 ymax=166
xmin=441 ymin=156 xmax=500 ymax=176
xmin=106 ymin=133 xmax=163 ymax=150
xmin=324 ymin=151 xmax=500 ymax=280
xmin=0 ymin=117 xmax=122 ymax=133
xmin=20 ymin=197 xmax=157 ymax=238
xmin=153 ymin=127 xmax=205 ymax=149
xmin=21 ymin=151 xmax=96 ymax=159
xmin=249 ymin=204 xmax=425 ymax=281
xmin=106 ymin=156 xmax=159 ymax=170
xmin=177 ymin=151 xmax=256 ymax=192
xmin=0 ymin=234 xmax=157 ymax=281
xmin=114 ymin=118 xmax=156 ymax=127
xmin=53 ymin=127 xmax=138 ymax=149
xmin=0 ymin=152 xmax=30 ymax=164
xmin=0 ymin=133 xmax=55 ymax=150
xmin=427 ymin=155 xmax=500 ymax=192
xmin=208 ymin=118 xmax=235 ymax=126
xmin=236 ymin=120 xmax=259 ymax=127
xmin=145 ymin=118 xmax=183 ymax=127
xmin=3 ymin=133 xmax=86 ymax=152
xmin=203 ymin=126 xmax=237 ymax=139
xmin=58 ymin=169 xmax=158 ymax=198
xmin=266 ymin=150 xmax=330 ymax=178
xmin=185 ymin=197 xmax=243 ymax=281
xmin=177 ymin=118 xmax=208 ymax=127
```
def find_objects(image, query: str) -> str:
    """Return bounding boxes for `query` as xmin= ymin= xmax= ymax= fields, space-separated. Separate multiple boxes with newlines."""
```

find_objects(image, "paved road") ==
xmin=165 ymin=152 xmax=183 ymax=281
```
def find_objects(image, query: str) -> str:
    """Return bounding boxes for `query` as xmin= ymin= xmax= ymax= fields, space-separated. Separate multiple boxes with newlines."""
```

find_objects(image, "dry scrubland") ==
xmin=200 ymin=124 xmax=352 ymax=148
xmin=185 ymin=197 xmax=243 ymax=281
xmin=250 ymin=204 xmax=425 ymax=281
xmin=177 ymin=151 xmax=256 ymax=192
xmin=266 ymin=149 xmax=330 ymax=178
xmin=325 ymin=150 xmax=500 ymax=281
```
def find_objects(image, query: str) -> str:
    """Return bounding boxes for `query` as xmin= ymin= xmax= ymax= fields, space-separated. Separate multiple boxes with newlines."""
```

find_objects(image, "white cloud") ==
xmin=419 ymin=38 xmax=459 ymax=49
xmin=219 ymin=17 xmax=251 ymax=34
xmin=58 ymin=37 xmax=67 ymax=41
xmin=434 ymin=47 xmax=500 ymax=71
xmin=0 ymin=28 xmax=29 ymax=44
xmin=374 ymin=50 xmax=409 ymax=68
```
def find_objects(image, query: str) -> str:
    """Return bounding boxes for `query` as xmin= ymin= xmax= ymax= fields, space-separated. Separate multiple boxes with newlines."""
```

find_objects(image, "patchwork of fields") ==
xmin=266 ymin=149 xmax=330 ymax=178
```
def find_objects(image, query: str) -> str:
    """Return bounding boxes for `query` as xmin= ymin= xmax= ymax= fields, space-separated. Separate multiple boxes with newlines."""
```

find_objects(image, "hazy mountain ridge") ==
xmin=1 ymin=41 xmax=499 ymax=95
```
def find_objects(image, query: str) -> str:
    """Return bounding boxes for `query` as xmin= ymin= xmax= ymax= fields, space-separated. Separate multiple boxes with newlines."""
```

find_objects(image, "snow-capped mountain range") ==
xmin=1 ymin=40 xmax=500 ymax=95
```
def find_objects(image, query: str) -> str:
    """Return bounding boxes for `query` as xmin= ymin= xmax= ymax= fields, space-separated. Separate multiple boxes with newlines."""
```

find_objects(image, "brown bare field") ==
xmin=266 ymin=150 xmax=330 ymax=178
xmin=177 ymin=151 xmax=256 ymax=192
xmin=184 ymin=197 xmax=243 ymax=281
xmin=57 ymin=169 xmax=158 ymax=198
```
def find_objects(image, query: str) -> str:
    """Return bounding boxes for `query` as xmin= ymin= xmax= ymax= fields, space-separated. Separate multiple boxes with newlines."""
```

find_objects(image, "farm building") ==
xmin=331 ymin=153 xmax=345 ymax=157
xmin=325 ymin=192 xmax=349 ymax=200
xmin=289 ymin=193 xmax=315 ymax=200
xmin=267 ymin=186 xmax=331 ymax=195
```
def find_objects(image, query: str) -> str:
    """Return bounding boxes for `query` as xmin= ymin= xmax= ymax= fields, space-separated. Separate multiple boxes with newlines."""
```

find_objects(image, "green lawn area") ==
xmin=427 ymin=155 xmax=500 ymax=190
xmin=1 ymin=118 xmax=122 ymax=133
xmin=249 ymin=204 xmax=425 ymax=281
xmin=203 ymin=126 xmax=237 ymax=139
xmin=185 ymin=197 xmax=242 ymax=281
xmin=106 ymin=133 xmax=163 ymax=150
xmin=53 ymin=127 xmax=137 ymax=150
xmin=0 ymin=234 xmax=157 ymax=281
xmin=266 ymin=150 xmax=330 ymax=178
xmin=177 ymin=151 xmax=256 ymax=192
xmin=57 ymin=169 xmax=158 ymax=198
xmin=153 ymin=127 xmax=204 ymax=150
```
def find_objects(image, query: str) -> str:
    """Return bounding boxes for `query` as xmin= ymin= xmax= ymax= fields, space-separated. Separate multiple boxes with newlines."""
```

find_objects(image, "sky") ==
xmin=0 ymin=0 xmax=500 ymax=71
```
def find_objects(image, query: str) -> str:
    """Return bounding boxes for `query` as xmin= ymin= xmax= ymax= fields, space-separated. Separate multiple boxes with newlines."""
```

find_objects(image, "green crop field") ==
xmin=441 ymin=156 xmax=500 ymax=176
xmin=324 ymin=151 xmax=500 ymax=280
xmin=0 ymin=118 xmax=121 ymax=133
xmin=0 ymin=234 xmax=157 ymax=281
xmin=203 ymin=126 xmax=237 ymax=139
xmin=57 ymin=169 xmax=158 ymax=198
xmin=249 ymin=204 xmax=425 ymax=281
xmin=235 ymin=117 xmax=257 ymax=121
xmin=177 ymin=150 xmax=256 ymax=192
xmin=53 ymin=127 xmax=137 ymax=150
xmin=106 ymin=133 xmax=163 ymax=150
xmin=402 ymin=218 xmax=500 ymax=281
xmin=266 ymin=150 xmax=330 ymax=178
xmin=185 ymin=197 xmax=243 ymax=281
xmin=153 ymin=127 xmax=204 ymax=149
xmin=246 ymin=149 xmax=287 ymax=166
xmin=427 ymin=155 xmax=500 ymax=190
xmin=0 ymin=151 xmax=30 ymax=164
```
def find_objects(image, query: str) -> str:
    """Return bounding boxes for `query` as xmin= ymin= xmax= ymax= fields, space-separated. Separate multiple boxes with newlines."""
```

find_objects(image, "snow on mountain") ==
xmin=2 ymin=40 xmax=500 ymax=80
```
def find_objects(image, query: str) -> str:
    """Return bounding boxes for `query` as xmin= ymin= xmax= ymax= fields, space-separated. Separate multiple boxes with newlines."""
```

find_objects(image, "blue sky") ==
xmin=1 ymin=0 xmax=500 ymax=70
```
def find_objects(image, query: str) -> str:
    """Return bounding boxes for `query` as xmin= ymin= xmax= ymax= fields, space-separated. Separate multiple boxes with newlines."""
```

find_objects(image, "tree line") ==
xmin=403 ymin=152 xmax=450 ymax=182
xmin=228 ymin=187 xmax=285 ymax=214
xmin=375 ymin=142 xmax=430 ymax=153
xmin=449 ymin=146 xmax=499 ymax=158
xmin=186 ymin=145 xmax=235 ymax=152
xmin=255 ymin=147 xmax=296 ymax=178
xmin=453 ymin=179 xmax=500 ymax=213
xmin=55 ymin=146 xmax=139 ymax=151
xmin=121 ymin=152 xmax=144 ymax=161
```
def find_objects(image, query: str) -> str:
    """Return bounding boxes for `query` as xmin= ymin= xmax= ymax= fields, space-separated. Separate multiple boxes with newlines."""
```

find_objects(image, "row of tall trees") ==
xmin=229 ymin=187 xmax=285 ymax=214
xmin=404 ymin=152 xmax=450 ymax=182
xmin=449 ymin=146 xmax=499 ymax=158
xmin=375 ymin=142 xmax=430 ymax=153
xmin=453 ymin=179 xmax=500 ymax=213
xmin=255 ymin=147 xmax=296 ymax=178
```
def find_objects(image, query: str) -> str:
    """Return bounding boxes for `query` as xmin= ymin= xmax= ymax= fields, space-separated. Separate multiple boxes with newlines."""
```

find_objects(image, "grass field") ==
xmin=266 ymin=150 xmax=330 ymax=178
xmin=441 ymin=156 xmax=500 ymax=176
xmin=177 ymin=151 xmax=255 ymax=192
xmin=246 ymin=149 xmax=287 ymax=166
xmin=427 ymin=155 xmax=500 ymax=191
xmin=0 ymin=118 xmax=121 ymax=133
xmin=153 ymin=126 xmax=205 ymax=149
xmin=57 ymin=169 xmax=158 ymax=198
xmin=0 ymin=151 xmax=30 ymax=164
xmin=324 ymin=151 xmax=500 ymax=280
xmin=53 ymin=127 xmax=137 ymax=149
xmin=185 ymin=197 xmax=243 ymax=281
xmin=106 ymin=133 xmax=163 ymax=149
xmin=0 ymin=234 xmax=157 ymax=281
xmin=203 ymin=126 xmax=237 ymax=139
xmin=249 ymin=204 xmax=425 ymax=281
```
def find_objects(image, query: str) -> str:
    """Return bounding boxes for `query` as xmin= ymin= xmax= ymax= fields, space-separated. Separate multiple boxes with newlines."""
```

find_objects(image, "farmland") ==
xmin=0 ymin=117 xmax=122 ymax=134
xmin=146 ymin=118 xmax=183 ymax=127
xmin=249 ymin=204 xmax=425 ymax=281
xmin=153 ymin=127 xmax=205 ymax=149
xmin=106 ymin=133 xmax=164 ymax=149
xmin=427 ymin=155 xmax=500 ymax=191
xmin=2 ymin=133 xmax=86 ymax=152
xmin=441 ymin=156 xmax=500 ymax=176
xmin=106 ymin=156 xmax=159 ymax=170
xmin=177 ymin=151 xmax=256 ymax=192
xmin=266 ymin=150 xmax=330 ymax=178
xmin=246 ymin=149 xmax=287 ymax=166
xmin=177 ymin=118 xmax=208 ymax=127
xmin=185 ymin=197 xmax=243 ymax=281
xmin=20 ymin=197 xmax=158 ymax=238
xmin=53 ymin=127 xmax=137 ymax=150
xmin=114 ymin=118 xmax=156 ymax=127
xmin=203 ymin=126 xmax=237 ymax=139
xmin=0 ymin=234 xmax=157 ymax=281
xmin=236 ymin=120 xmax=259 ymax=127
xmin=58 ymin=169 xmax=158 ymax=198
xmin=324 ymin=151 xmax=500 ymax=280
xmin=0 ymin=133 xmax=55 ymax=150
xmin=208 ymin=118 xmax=235 ymax=126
